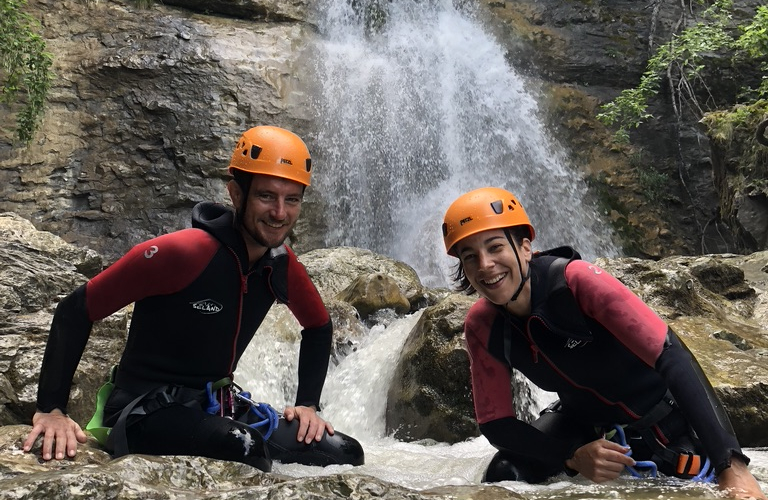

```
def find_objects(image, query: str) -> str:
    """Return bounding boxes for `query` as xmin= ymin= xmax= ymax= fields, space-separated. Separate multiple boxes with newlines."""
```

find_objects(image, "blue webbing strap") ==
xmin=611 ymin=424 xmax=658 ymax=478
xmin=232 ymin=388 xmax=279 ymax=440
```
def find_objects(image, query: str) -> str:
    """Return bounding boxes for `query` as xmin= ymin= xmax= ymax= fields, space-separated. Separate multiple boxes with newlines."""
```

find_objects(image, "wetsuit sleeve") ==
xmin=480 ymin=417 xmax=576 ymax=472
xmin=566 ymin=261 xmax=748 ymax=474
xmin=295 ymin=320 xmax=333 ymax=409
xmin=284 ymin=247 xmax=331 ymax=329
xmin=565 ymin=260 xmax=668 ymax=367
xmin=36 ymin=229 xmax=218 ymax=413
xmin=466 ymin=301 xmax=575 ymax=471
xmin=464 ymin=301 xmax=516 ymax=424
xmin=284 ymin=249 xmax=332 ymax=409
xmin=36 ymin=285 xmax=92 ymax=414
xmin=86 ymin=229 xmax=219 ymax=321
xmin=656 ymin=328 xmax=748 ymax=474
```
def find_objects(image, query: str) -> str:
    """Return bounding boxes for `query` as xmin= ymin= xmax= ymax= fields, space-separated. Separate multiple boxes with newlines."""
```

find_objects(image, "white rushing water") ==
xmin=308 ymin=0 xmax=618 ymax=288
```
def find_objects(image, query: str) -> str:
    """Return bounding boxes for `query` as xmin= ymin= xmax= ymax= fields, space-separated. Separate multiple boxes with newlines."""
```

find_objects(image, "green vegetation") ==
xmin=587 ymin=171 xmax=645 ymax=256
xmin=629 ymin=149 xmax=670 ymax=203
xmin=734 ymin=4 xmax=768 ymax=100
xmin=700 ymin=100 xmax=768 ymax=172
xmin=699 ymin=102 xmax=759 ymax=144
xmin=1 ymin=0 xmax=54 ymax=145
xmin=597 ymin=0 xmax=768 ymax=138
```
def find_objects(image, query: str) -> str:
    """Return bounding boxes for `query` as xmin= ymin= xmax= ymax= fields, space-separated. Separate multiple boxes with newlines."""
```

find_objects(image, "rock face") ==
xmin=0 ymin=213 xmax=127 ymax=426
xmin=0 ymin=425 xmax=455 ymax=500
xmin=385 ymin=294 xmax=478 ymax=443
xmin=0 ymin=0 xmax=315 ymax=263
xmin=301 ymin=246 xmax=428 ymax=310
xmin=337 ymin=273 xmax=411 ymax=320
xmin=700 ymin=103 xmax=768 ymax=254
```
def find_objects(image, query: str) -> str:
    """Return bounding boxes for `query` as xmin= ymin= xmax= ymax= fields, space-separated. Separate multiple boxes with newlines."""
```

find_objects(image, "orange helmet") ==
xmin=442 ymin=187 xmax=535 ymax=256
xmin=229 ymin=126 xmax=312 ymax=186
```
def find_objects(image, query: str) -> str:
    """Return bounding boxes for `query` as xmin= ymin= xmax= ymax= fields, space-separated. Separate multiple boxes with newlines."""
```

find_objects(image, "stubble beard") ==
xmin=238 ymin=214 xmax=290 ymax=250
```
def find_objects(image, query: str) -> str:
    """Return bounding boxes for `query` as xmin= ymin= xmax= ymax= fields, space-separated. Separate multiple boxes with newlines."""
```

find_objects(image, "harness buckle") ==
xmin=676 ymin=452 xmax=702 ymax=477
xmin=156 ymin=391 xmax=175 ymax=407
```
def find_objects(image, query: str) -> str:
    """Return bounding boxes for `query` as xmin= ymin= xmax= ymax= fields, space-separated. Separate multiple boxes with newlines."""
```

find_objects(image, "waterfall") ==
xmin=309 ymin=0 xmax=618 ymax=288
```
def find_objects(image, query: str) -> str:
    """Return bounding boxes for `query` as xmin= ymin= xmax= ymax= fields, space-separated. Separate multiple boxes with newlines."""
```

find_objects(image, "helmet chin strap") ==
xmin=504 ymin=228 xmax=530 ymax=303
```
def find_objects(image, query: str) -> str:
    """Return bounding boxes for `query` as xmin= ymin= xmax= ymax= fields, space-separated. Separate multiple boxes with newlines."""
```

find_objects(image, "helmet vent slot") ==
xmin=490 ymin=200 xmax=503 ymax=214
xmin=250 ymin=145 xmax=262 ymax=159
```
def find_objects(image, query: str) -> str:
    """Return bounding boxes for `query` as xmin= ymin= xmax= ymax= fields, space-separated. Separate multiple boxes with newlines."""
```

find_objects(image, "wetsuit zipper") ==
xmin=227 ymin=247 xmax=250 ymax=377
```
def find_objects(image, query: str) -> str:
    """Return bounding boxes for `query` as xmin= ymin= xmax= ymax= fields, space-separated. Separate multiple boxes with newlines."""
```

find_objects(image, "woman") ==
xmin=442 ymin=187 xmax=765 ymax=499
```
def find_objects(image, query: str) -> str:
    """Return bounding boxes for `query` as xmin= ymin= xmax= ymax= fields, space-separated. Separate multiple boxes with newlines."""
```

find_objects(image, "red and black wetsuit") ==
xmin=35 ymin=202 xmax=363 ymax=469
xmin=466 ymin=247 xmax=747 ymax=482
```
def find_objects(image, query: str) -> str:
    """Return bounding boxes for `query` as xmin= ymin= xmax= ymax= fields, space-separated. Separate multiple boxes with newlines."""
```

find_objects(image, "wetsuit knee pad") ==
xmin=128 ymin=406 xmax=272 ymax=472
xmin=483 ymin=452 xmax=553 ymax=484
xmin=205 ymin=418 xmax=272 ymax=473
xmin=266 ymin=418 xmax=364 ymax=466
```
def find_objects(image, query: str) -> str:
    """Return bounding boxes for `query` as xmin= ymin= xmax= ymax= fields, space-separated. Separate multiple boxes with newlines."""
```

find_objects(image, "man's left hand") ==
xmin=283 ymin=406 xmax=334 ymax=444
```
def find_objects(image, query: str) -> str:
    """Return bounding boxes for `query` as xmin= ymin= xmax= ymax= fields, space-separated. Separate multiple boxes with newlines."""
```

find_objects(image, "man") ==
xmin=22 ymin=126 xmax=364 ymax=471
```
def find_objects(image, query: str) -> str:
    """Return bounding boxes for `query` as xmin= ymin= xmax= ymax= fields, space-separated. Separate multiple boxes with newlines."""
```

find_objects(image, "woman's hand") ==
xmin=565 ymin=438 xmax=636 ymax=483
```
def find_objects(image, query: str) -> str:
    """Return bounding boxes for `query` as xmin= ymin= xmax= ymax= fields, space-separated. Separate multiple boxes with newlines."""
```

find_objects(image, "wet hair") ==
xmin=231 ymin=169 xmax=254 ymax=212
xmin=451 ymin=225 xmax=531 ymax=295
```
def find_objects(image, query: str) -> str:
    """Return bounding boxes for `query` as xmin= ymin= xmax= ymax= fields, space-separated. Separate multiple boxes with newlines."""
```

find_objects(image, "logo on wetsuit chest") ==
xmin=564 ymin=338 xmax=588 ymax=349
xmin=190 ymin=299 xmax=223 ymax=314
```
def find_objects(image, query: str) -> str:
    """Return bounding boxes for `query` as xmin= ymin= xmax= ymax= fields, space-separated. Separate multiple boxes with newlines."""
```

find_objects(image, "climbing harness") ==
xmin=85 ymin=367 xmax=279 ymax=456
xmin=205 ymin=380 xmax=280 ymax=440
xmin=610 ymin=424 xmax=659 ymax=478
xmin=609 ymin=424 xmax=716 ymax=482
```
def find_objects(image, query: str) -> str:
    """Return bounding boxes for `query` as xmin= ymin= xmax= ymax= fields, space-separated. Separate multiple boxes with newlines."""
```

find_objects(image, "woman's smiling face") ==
xmin=456 ymin=229 xmax=532 ymax=306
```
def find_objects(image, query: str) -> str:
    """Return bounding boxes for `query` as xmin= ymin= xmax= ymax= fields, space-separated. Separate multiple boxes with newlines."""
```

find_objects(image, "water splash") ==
xmin=309 ymin=0 xmax=618 ymax=287
xmin=321 ymin=311 xmax=423 ymax=440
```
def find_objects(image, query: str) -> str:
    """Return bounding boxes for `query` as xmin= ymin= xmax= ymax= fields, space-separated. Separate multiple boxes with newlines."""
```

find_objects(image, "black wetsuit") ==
xmin=36 ymin=202 xmax=363 ymax=470
xmin=465 ymin=247 xmax=747 ymax=483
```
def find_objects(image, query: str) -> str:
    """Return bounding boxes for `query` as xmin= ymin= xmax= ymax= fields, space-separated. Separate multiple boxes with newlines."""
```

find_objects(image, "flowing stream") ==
xmin=240 ymin=0 xmax=768 ymax=498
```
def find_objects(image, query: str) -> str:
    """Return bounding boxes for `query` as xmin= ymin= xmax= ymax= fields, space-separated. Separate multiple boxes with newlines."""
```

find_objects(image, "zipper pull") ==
xmin=530 ymin=344 xmax=540 ymax=363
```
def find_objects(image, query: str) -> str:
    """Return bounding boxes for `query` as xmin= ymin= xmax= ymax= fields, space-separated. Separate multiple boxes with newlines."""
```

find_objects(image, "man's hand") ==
xmin=564 ymin=438 xmax=636 ymax=483
xmin=717 ymin=457 xmax=768 ymax=500
xmin=22 ymin=409 xmax=88 ymax=460
xmin=283 ymin=406 xmax=334 ymax=444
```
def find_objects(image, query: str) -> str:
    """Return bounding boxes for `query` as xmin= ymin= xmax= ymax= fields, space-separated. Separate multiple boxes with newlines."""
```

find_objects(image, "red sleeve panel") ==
xmin=465 ymin=299 xmax=517 ymax=425
xmin=86 ymin=229 xmax=220 ymax=322
xmin=285 ymin=246 xmax=330 ymax=329
xmin=565 ymin=260 xmax=668 ymax=367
